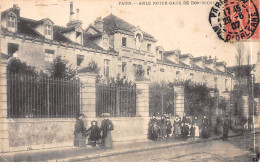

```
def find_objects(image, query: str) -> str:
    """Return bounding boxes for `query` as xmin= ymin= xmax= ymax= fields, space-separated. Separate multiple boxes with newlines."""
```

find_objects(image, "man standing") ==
xmin=223 ymin=115 xmax=229 ymax=141
xmin=201 ymin=116 xmax=210 ymax=139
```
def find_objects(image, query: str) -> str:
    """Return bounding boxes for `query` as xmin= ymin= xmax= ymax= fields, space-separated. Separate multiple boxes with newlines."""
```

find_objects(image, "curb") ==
xmin=51 ymin=131 xmax=260 ymax=162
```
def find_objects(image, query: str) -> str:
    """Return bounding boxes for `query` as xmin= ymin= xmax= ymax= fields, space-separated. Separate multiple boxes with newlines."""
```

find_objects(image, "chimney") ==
xmin=66 ymin=2 xmax=82 ymax=27
xmin=70 ymin=2 xmax=74 ymax=15
xmin=13 ymin=4 xmax=20 ymax=18
xmin=94 ymin=17 xmax=104 ymax=32
xmin=69 ymin=2 xmax=74 ymax=22
xmin=76 ymin=9 xmax=79 ymax=20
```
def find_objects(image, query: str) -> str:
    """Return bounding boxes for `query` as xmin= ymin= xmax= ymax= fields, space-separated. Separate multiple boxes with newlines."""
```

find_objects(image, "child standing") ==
xmin=86 ymin=121 xmax=101 ymax=147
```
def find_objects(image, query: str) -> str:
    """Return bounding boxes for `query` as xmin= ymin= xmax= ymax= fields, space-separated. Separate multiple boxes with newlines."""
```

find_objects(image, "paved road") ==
xmin=85 ymin=133 xmax=259 ymax=162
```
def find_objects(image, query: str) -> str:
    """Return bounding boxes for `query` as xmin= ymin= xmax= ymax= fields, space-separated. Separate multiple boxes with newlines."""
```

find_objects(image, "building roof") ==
xmin=216 ymin=61 xmax=226 ymax=66
xmin=163 ymin=50 xmax=181 ymax=56
xmin=227 ymin=64 xmax=255 ymax=78
xmin=205 ymin=58 xmax=215 ymax=64
xmin=192 ymin=56 xmax=205 ymax=62
xmin=2 ymin=15 xmax=116 ymax=53
xmin=179 ymin=54 xmax=191 ymax=59
xmin=102 ymin=14 xmax=155 ymax=40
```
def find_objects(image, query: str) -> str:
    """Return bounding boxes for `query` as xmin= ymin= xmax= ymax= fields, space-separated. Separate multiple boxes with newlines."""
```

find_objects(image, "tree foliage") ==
xmin=134 ymin=67 xmax=145 ymax=80
xmin=48 ymin=56 xmax=77 ymax=79
xmin=149 ymin=82 xmax=175 ymax=116
xmin=7 ymin=58 xmax=38 ymax=76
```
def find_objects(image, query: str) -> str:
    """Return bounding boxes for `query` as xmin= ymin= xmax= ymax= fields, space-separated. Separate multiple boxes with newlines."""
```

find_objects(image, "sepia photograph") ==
xmin=0 ymin=0 xmax=259 ymax=162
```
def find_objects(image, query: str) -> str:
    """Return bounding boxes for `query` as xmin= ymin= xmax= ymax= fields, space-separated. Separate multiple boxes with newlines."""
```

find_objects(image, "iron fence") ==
xmin=96 ymin=83 xmax=136 ymax=117
xmin=149 ymin=85 xmax=175 ymax=117
xmin=7 ymin=74 xmax=80 ymax=118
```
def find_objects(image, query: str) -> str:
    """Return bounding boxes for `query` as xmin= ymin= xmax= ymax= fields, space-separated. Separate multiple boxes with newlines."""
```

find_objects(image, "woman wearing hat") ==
xmin=100 ymin=113 xmax=114 ymax=148
xmin=74 ymin=113 xmax=87 ymax=148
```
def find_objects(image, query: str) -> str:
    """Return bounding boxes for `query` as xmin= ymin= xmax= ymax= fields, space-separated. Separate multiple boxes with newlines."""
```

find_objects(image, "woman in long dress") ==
xmin=173 ymin=116 xmax=181 ymax=137
xmin=100 ymin=113 xmax=114 ymax=148
xmin=74 ymin=113 xmax=86 ymax=148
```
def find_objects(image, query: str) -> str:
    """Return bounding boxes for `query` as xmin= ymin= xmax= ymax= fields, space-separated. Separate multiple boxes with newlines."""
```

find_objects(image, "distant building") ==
xmin=227 ymin=53 xmax=260 ymax=122
xmin=1 ymin=3 xmax=233 ymax=94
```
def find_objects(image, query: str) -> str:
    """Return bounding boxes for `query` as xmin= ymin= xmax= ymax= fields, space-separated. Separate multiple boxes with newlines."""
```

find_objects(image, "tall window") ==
xmin=147 ymin=66 xmax=151 ymax=76
xmin=159 ymin=51 xmax=163 ymax=60
xmin=136 ymin=33 xmax=142 ymax=46
xmin=122 ymin=37 xmax=127 ymax=47
xmin=176 ymin=71 xmax=180 ymax=77
xmin=190 ymin=73 xmax=194 ymax=79
xmin=45 ymin=25 xmax=52 ymax=36
xmin=103 ymin=37 xmax=108 ymax=48
xmin=7 ymin=16 xmax=15 ymax=28
xmin=8 ymin=43 xmax=19 ymax=57
xmin=45 ymin=49 xmax=54 ymax=62
xmin=77 ymin=55 xmax=84 ymax=66
xmin=214 ymin=77 xmax=218 ymax=89
xmin=225 ymin=79 xmax=228 ymax=91
xmin=104 ymin=59 xmax=110 ymax=77
xmin=136 ymin=33 xmax=141 ymax=43
xmin=122 ymin=62 xmax=127 ymax=73
xmin=147 ymin=44 xmax=151 ymax=52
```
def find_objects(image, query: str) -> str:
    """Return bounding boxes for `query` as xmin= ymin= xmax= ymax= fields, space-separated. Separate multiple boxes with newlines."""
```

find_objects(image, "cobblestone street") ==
xmin=85 ymin=132 xmax=259 ymax=162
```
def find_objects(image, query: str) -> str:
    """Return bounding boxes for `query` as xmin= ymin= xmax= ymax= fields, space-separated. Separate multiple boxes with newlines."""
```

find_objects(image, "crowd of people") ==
xmin=74 ymin=113 xmax=114 ymax=148
xmin=148 ymin=113 xmax=230 ymax=141
xmin=73 ymin=112 xmax=230 ymax=149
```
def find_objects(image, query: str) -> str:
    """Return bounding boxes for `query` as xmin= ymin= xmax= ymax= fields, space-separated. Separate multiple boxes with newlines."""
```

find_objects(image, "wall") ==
xmin=7 ymin=118 xmax=76 ymax=151
xmin=86 ymin=117 xmax=150 ymax=142
xmin=5 ymin=117 xmax=150 ymax=152
xmin=113 ymin=33 xmax=156 ymax=54
xmin=1 ymin=34 xmax=233 ymax=92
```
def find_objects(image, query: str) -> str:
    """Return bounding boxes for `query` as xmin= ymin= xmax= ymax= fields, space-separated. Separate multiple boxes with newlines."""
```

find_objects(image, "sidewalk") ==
xmin=0 ymin=129 xmax=259 ymax=162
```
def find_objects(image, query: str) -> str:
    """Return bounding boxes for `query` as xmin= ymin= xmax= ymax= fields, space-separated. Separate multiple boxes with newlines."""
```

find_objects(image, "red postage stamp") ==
xmin=209 ymin=0 xmax=259 ymax=42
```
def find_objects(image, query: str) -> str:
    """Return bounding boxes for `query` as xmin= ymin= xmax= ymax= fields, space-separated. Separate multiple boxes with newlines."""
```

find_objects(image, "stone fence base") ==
xmin=2 ymin=117 xmax=150 ymax=153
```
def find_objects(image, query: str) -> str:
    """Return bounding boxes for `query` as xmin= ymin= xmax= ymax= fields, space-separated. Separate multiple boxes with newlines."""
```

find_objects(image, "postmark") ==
xmin=209 ymin=0 xmax=259 ymax=42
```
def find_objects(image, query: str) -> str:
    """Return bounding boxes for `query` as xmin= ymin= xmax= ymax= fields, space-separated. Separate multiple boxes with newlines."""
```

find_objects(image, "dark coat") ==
xmin=101 ymin=119 xmax=114 ymax=138
xmin=190 ymin=126 xmax=195 ymax=137
xmin=86 ymin=125 xmax=101 ymax=141
xmin=166 ymin=121 xmax=172 ymax=134
xmin=148 ymin=118 xmax=160 ymax=140
xmin=74 ymin=119 xmax=86 ymax=135
xmin=202 ymin=118 xmax=209 ymax=127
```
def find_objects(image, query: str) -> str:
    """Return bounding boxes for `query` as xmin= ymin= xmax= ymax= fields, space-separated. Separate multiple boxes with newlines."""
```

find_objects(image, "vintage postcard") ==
xmin=0 ymin=0 xmax=259 ymax=162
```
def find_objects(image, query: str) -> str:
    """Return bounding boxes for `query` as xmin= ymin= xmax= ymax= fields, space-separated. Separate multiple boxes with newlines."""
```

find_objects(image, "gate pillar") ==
xmin=174 ymin=85 xmax=185 ymax=118
xmin=0 ymin=61 xmax=10 ymax=153
xmin=78 ymin=71 xmax=97 ymax=120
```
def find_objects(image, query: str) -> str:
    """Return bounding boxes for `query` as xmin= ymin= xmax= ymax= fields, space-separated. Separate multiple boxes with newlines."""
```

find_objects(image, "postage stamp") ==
xmin=209 ymin=0 xmax=260 ymax=42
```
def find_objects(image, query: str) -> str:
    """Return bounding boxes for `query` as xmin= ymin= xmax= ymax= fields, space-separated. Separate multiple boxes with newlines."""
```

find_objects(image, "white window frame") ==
xmin=104 ymin=59 xmax=110 ymax=77
xmin=7 ymin=16 xmax=16 ymax=28
xmin=45 ymin=50 xmax=54 ymax=62
xmin=45 ymin=25 xmax=52 ymax=36
xmin=122 ymin=62 xmax=127 ymax=73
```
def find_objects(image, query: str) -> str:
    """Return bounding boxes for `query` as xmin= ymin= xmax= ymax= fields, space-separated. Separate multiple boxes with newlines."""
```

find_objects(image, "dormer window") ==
xmin=7 ymin=16 xmax=16 ymax=28
xmin=147 ymin=44 xmax=151 ymax=52
xmin=45 ymin=25 xmax=52 ymax=36
xmin=122 ymin=37 xmax=127 ymax=47
xmin=136 ymin=33 xmax=141 ymax=42
xmin=75 ymin=31 xmax=82 ymax=45
xmin=159 ymin=51 xmax=163 ymax=60
xmin=135 ymin=33 xmax=142 ymax=49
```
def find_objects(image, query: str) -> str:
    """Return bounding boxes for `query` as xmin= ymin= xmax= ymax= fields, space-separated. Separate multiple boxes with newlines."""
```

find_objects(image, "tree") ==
xmin=48 ymin=56 xmax=77 ymax=79
xmin=135 ymin=67 xmax=145 ymax=80
xmin=7 ymin=58 xmax=38 ymax=76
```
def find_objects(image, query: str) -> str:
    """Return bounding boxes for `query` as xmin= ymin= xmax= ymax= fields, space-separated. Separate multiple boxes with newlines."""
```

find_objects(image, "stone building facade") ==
xmin=1 ymin=3 xmax=233 ymax=95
